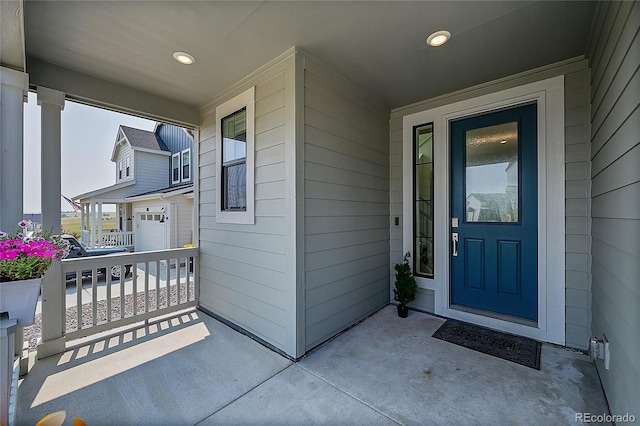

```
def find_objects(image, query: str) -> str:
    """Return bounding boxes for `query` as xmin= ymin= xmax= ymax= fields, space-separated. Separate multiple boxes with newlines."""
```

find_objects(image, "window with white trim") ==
xmin=118 ymin=160 xmax=123 ymax=180
xmin=126 ymin=157 xmax=130 ymax=177
xmin=172 ymin=153 xmax=180 ymax=184
xmin=215 ymin=87 xmax=255 ymax=224
xmin=181 ymin=148 xmax=191 ymax=181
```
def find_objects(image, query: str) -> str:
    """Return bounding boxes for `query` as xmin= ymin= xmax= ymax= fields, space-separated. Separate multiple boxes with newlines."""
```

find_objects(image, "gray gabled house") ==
xmin=0 ymin=0 xmax=637 ymax=417
xmin=73 ymin=123 xmax=194 ymax=251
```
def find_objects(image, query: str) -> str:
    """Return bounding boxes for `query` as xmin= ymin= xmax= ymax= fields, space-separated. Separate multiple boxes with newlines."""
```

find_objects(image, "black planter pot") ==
xmin=397 ymin=305 xmax=409 ymax=318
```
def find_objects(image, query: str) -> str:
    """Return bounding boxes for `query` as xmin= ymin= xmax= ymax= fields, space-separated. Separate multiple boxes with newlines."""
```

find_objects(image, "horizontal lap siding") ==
xmin=198 ymin=65 xmax=293 ymax=353
xmin=304 ymin=64 xmax=390 ymax=350
xmin=134 ymin=151 xmax=170 ymax=192
xmin=564 ymin=68 xmax=591 ymax=350
xmin=176 ymin=197 xmax=194 ymax=247
xmin=115 ymin=143 xmax=134 ymax=184
xmin=587 ymin=1 xmax=640 ymax=417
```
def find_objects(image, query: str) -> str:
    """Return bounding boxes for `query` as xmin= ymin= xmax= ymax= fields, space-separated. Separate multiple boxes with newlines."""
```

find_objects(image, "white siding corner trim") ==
xmin=215 ymin=87 xmax=256 ymax=224
xmin=401 ymin=75 xmax=565 ymax=345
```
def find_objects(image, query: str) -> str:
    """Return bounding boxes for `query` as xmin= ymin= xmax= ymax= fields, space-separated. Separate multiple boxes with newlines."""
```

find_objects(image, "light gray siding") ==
xmin=390 ymin=59 xmax=592 ymax=348
xmin=115 ymin=143 xmax=134 ymax=184
xmin=564 ymin=68 xmax=592 ymax=349
xmin=586 ymin=1 xmax=639 ymax=416
xmin=303 ymin=57 xmax=390 ymax=350
xmin=198 ymin=52 xmax=298 ymax=356
xmin=134 ymin=151 xmax=170 ymax=192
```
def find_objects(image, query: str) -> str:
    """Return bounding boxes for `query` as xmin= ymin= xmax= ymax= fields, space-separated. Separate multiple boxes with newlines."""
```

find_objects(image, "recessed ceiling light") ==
xmin=426 ymin=30 xmax=451 ymax=47
xmin=500 ymin=140 xmax=507 ymax=144
xmin=173 ymin=52 xmax=195 ymax=65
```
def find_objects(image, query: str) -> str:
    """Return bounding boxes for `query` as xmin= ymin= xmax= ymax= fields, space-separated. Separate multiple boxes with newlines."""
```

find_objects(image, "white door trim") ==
xmin=402 ymin=75 xmax=565 ymax=344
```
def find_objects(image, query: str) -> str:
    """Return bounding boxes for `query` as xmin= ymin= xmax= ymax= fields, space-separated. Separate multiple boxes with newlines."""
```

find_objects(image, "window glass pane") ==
xmin=416 ymin=164 xmax=433 ymax=201
xmin=182 ymin=151 xmax=190 ymax=180
xmin=465 ymin=122 xmax=518 ymax=223
xmin=222 ymin=108 xmax=247 ymax=210
xmin=416 ymin=125 xmax=433 ymax=164
xmin=224 ymin=163 xmax=247 ymax=209
xmin=222 ymin=109 xmax=246 ymax=164
xmin=414 ymin=123 xmax=434 ymax=278
xmin=172 ymin=154 xmax=180 ymax=182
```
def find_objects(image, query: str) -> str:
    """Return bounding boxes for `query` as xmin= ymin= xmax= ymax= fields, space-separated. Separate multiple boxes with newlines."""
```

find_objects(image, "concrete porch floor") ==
xmin=16 ymin=305 xmax=609 ymax=425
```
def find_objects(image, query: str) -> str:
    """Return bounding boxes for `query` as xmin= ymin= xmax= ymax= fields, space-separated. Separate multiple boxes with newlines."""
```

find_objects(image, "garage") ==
xmin=135 ymin=209 xmax=167 ymax=252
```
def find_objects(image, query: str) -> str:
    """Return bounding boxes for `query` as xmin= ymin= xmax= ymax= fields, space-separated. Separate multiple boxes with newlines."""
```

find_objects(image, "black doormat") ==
xmin=432 ymin=319 xmax=542 ymax=370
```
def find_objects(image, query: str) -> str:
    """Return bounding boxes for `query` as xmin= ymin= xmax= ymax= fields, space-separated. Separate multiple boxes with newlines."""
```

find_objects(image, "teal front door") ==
xmin=450 ymin=104 xmax=538 ymax=321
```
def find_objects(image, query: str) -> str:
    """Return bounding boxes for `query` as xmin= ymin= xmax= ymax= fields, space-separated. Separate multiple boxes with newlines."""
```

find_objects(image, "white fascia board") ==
xmin=110 ymin=126 xmax=128 ymax=161
xmin=125 ymin=185 xmax=194 ymax=202
xmin=74 ymin=180 xmax=136 ymax=201
xmin=133 ymin=146 xmax=171 ymax=156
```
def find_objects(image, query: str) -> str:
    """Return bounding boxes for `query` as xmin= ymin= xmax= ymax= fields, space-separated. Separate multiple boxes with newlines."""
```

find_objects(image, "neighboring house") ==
xmin=465 ymin=193 xmax=516 ymax=223
xmin=73 ymin=123 xmax=194 ymax=252
xmin=1 ymin=1 xmax=637 ymax=418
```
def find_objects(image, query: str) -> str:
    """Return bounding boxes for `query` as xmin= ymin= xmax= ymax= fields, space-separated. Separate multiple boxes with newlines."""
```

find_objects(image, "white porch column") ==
xmin=0 ymin=67 xmax=28 ymax=232
xmin=80 ymin=203 xmax=85 ymax=232
xmin=37 ymin=87 xmax=66 ymax=359
xmin=38 ymin=87 xmax=64 ymax=233
xmin=97 ymin=201 xmax=103 ymax=246
xmin=90 ymin=201 xmax=96 ymax=248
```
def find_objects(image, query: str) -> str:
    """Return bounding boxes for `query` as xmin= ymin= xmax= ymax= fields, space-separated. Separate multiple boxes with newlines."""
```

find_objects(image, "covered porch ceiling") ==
xmin=2 ymin=1 xmax=596 ymax=117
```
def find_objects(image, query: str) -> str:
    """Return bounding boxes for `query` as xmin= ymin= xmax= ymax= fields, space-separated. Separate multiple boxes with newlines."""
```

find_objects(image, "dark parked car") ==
xmin=63 ymin=235 xmax=132 ymax=281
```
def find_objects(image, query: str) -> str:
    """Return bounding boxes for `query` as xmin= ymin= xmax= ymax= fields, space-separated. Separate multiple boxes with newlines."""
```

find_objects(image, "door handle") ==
xmin=452 ymin=233 xmax=459 ymax=257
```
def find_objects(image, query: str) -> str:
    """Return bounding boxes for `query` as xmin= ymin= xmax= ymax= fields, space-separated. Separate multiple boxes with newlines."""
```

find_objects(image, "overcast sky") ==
xmin=23 ymin=92 xmax=155 ymax=213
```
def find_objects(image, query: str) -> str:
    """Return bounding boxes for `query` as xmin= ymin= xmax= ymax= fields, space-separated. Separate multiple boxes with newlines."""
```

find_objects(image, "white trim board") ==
xmin=402 ymin=75 xmax=565 ymax=345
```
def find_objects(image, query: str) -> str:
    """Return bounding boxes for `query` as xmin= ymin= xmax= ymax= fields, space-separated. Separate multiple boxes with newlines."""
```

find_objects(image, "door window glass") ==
xmin=465 ymin=122 xmax=518 ymax=223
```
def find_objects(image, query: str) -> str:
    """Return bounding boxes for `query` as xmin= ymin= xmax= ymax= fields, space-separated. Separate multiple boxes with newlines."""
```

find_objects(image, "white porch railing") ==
xmin=58 ymin=248 xmax=198 ymax=341
xmin=100 ymin=231 xmax=134 ymax=248
xmin=81 ymin=230 xmax=134 ymax=248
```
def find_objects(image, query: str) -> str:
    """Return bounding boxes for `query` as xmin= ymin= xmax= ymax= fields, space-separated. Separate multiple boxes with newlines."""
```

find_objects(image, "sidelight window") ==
xmin=414 ymin=123 xmax=434 ymax=277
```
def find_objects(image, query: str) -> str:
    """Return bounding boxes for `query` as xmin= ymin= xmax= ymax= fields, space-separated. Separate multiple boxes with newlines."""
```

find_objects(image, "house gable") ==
xmin=108 ymin=125 xmax=172 ymax=187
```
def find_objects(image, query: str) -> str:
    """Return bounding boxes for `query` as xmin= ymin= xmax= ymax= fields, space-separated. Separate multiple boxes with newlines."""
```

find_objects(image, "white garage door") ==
xmin=135 ymin=212 xmax=167 ymax=252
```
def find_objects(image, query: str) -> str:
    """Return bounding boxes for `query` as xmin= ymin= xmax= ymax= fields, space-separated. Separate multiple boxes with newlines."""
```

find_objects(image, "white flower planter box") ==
xmin=0 ymin=278 xmax=42 ymax=326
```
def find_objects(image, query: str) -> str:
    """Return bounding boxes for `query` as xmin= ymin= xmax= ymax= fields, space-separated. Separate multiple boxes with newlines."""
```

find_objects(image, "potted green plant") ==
xmin=393 ymin=252 xmax=417 ymax=318
xmin=0 ymin=220 xmax=69 ymax=325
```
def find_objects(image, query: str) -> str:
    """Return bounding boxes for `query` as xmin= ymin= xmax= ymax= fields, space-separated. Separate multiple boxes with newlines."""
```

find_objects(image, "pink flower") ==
xmin=18 ymin=221 xmax=27 ymax=228
xmin=0 ymin=249 xmax=19 ymax=260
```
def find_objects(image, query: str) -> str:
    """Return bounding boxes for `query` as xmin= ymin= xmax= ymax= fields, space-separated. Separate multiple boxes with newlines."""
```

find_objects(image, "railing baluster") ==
xmin=120 ymin=263 xmax=125 ymax=319
xmin=155 ymin=260 xmax=160 ymax=310
xmin=184 ymin=256 xmax=191 ymax=302
xmin=177 ymin=256 xmax=182 ymax=305
xmin=106 ymin=272 xmax=112 ymax=323
xmin=92 ymin=268 xmax=98 ymax=326
xmin=164 ymin=258 xmax=171 ymax=308
xmin=144 ymin=261 xmax=149 ymax=313
xmin=76 ymin=272 xmax=82 ymax=330
xmin=132 ymin=262 xmax=138 ymax=315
